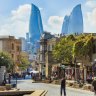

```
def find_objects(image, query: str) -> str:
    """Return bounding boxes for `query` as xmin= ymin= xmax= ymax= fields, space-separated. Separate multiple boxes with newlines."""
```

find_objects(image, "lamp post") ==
xmin=74 ymin=57 xmax=77 ymax=81
xmin=16 ymin=75 xmax=17 ymax=88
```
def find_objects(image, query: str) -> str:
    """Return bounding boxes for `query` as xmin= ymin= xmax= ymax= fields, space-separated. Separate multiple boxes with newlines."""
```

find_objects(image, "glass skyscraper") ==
xmin=29 ymin=4 xmax=43 ymax=44
xmin=62 ymin=4 xmax=83 ymax=35
xmin=61 ymin=15 xmax=69 ymax=35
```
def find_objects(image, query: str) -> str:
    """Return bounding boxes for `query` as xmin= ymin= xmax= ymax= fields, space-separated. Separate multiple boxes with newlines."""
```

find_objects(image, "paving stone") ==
xmin=17 ymin=80 xmax=94 ymax=96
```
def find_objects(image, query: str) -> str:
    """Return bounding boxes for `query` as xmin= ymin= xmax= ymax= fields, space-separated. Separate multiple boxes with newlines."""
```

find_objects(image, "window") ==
xmin=17 ymin=46 xmax=20 ymax=51
xmin=11 ymin=54 xmax=14 ymax=58
xmin=12 ymin=43 xmax=14 ymax=50
xmin=40 ymin=55 xmax=42 ymax=62
xmin=40 ymin=45 xmax=42 ymax=51
xmin=48 ymin=45 xmax=50 ymax=51
xmin=44 ymin=45 xmax=47 ymax=51
xmin=40 ymin=45 xmax=44 ymax=51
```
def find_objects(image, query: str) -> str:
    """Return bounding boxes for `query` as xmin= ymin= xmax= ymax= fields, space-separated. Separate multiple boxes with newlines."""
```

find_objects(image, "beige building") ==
xmin=45 ymin=37 xmax=60 ymax=78
xmin=38 ymin=32 xmax=55 ymax=76
xmin=38 ymin=33 xmax=96 ymax=79
xmin=0 ymin=36 xmax=21 ymax=71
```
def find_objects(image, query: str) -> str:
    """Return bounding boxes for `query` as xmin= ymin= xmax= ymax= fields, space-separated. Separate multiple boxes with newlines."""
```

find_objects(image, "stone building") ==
xmin=37 ymin=32 xmax=60 ymax=78
xmin=45 ymin=37 xmax=60 ymax=78
xmin=38 ymin=32 xmax=54 ymax=77
xmin=38 ymin=33 xmax=96 ymax=80
xmin=0 ymin=36 xmax=21 ymax=71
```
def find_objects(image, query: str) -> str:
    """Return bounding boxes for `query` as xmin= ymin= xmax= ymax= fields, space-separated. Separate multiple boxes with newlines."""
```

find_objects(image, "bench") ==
xmin=41 ymin=90 xmax=48 ymax=96
xmin=0 ymin=90 xmax=33 ymax=96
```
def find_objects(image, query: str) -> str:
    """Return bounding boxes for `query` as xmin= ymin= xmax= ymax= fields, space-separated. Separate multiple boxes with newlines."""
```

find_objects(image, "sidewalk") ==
xmin=67 ymin=86 xmax=93 ymax=94
xmin=35 ymin=79 xmax=93 ymax=92
xmin=47 ymin=83 xmax=94 ymax=94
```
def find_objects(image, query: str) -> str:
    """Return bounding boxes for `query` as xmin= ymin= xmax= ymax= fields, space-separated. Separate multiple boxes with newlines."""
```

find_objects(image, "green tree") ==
xmin=53 ymin=35 xmax=75 ymax=64
xmin=18 ymin=53 xmax=30 ymax=71
xmin=53 ymin=34 xmax=94 ymax=65
xmin=0 ymin=51 xmax=14 ymax=72
xmin=72 ymin=34 xmax=94 ymax=63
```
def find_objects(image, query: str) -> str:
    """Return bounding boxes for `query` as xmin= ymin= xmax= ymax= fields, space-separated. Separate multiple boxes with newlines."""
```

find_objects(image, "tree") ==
xmin=0 ymin=51 xmax=14 ymax=72
xmin=53 ymin=34 xmax=94 ymax=65
xmin=72 ymin=34 xmax=93 ymax=62
xmin=53 ymin=35 xmax=75 ymax=64
xmin=18 ymin=53 xmax=30 ymax=71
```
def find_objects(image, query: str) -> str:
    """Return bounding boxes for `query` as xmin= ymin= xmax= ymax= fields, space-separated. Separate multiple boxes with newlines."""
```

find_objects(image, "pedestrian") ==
xmin=60 ymin=77 xmax=66 ymax=96
xmin=92 ymin=77 xmax=96 ymax=96
xmin=40 ymin=72 xmax=42 ymax=80
xmin=23 ymin=72 xmax=26 ymax=79
xmin=8 ymin=73 xmax=11 ymax=84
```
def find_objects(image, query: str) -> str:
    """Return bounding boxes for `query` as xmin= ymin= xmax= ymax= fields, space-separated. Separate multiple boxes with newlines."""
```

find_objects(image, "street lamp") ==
xmin=74 ymin=57 xmax=77 ymax=81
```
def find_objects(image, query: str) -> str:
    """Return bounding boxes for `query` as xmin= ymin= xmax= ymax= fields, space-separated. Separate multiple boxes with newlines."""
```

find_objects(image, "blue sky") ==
xmin=0 ymin=0 xmax=96 ymax=38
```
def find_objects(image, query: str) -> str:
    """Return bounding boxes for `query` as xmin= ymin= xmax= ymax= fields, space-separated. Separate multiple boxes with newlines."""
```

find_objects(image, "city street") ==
xmin=17 ymin=79 xmax=94 ymax=96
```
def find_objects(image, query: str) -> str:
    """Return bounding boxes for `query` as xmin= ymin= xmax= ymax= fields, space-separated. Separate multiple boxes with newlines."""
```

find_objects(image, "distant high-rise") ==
xmin=62 ymin=4 xmax=83 ymax=35
xmin=61 ymin=15 xmax=69 ymax=35
xmin=19 ymin=37 xmax=27 ymax=51
xmin=29 ymin=4 xmax=43 ymax=44
xmin=26 ymin=33 xmax=30 ymax=42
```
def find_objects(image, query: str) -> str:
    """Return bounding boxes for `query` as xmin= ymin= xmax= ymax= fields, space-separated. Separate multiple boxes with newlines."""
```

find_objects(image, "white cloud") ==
xmin=48 ymin=16 xmax=63 ymax=27
xmin=39 ymin=7 xmax=43 ymax=11
xmin=0 ymin=4 xmax=31 ymax=38
xmin=11 ymin=4 xmax=31 ymax=21
xmin=46 ymin=16 xmax=63 ymax=34
xmin=87 ymin=8 xmax=96 ymax=26
xmin=83 ymin=0 xmax=96 ymax=33
xmin=85 ymin=0 xmax=96 ymax=8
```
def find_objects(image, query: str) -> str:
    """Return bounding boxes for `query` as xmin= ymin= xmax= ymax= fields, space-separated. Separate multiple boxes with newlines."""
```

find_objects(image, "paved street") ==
xmin=17 ymin=79 xmax=94 ymax=96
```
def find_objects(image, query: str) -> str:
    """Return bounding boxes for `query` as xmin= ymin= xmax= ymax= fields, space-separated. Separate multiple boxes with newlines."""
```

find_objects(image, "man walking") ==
xmin=8 ymin=73 xmax=11 ymax=84
xmin=92 ymin=77 xmax=96 ymax=96
xmin=60 ymin=77 xmax=66 ymax=96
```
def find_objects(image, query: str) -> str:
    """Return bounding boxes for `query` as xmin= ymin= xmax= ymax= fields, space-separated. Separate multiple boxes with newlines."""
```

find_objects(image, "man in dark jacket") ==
xmin=8 ymin=73 xmax=11 ymax=84
xmin=92 ymin=77 xmax=96 ymax=95
xmin=60 ymin=77 xmax=66 ymax=96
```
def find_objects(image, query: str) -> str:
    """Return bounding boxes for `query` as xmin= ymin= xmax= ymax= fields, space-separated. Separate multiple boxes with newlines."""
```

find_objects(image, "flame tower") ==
xmin=29 ymin=4 xmax=43 ymax=44
xmin=62 ymin=4 xmax=83 ymax=35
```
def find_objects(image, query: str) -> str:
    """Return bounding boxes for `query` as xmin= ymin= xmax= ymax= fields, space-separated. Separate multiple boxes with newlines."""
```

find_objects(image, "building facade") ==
xmin=19 ymin=37 xmax=27 ymax=52
xmin=0 ymin=36 xmax=21 ymax=71
xmin=38 ymin=33 xmax=96 ymax=80
xmin=45 ymin=37 xmax=60 ymax=78
xmin=38 ymin=32 xmax=54 ymax=77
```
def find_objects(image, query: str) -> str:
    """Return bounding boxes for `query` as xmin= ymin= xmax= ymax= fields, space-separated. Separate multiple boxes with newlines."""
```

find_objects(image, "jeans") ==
xmin=60 ymin=87 xmax=66 ymax=96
